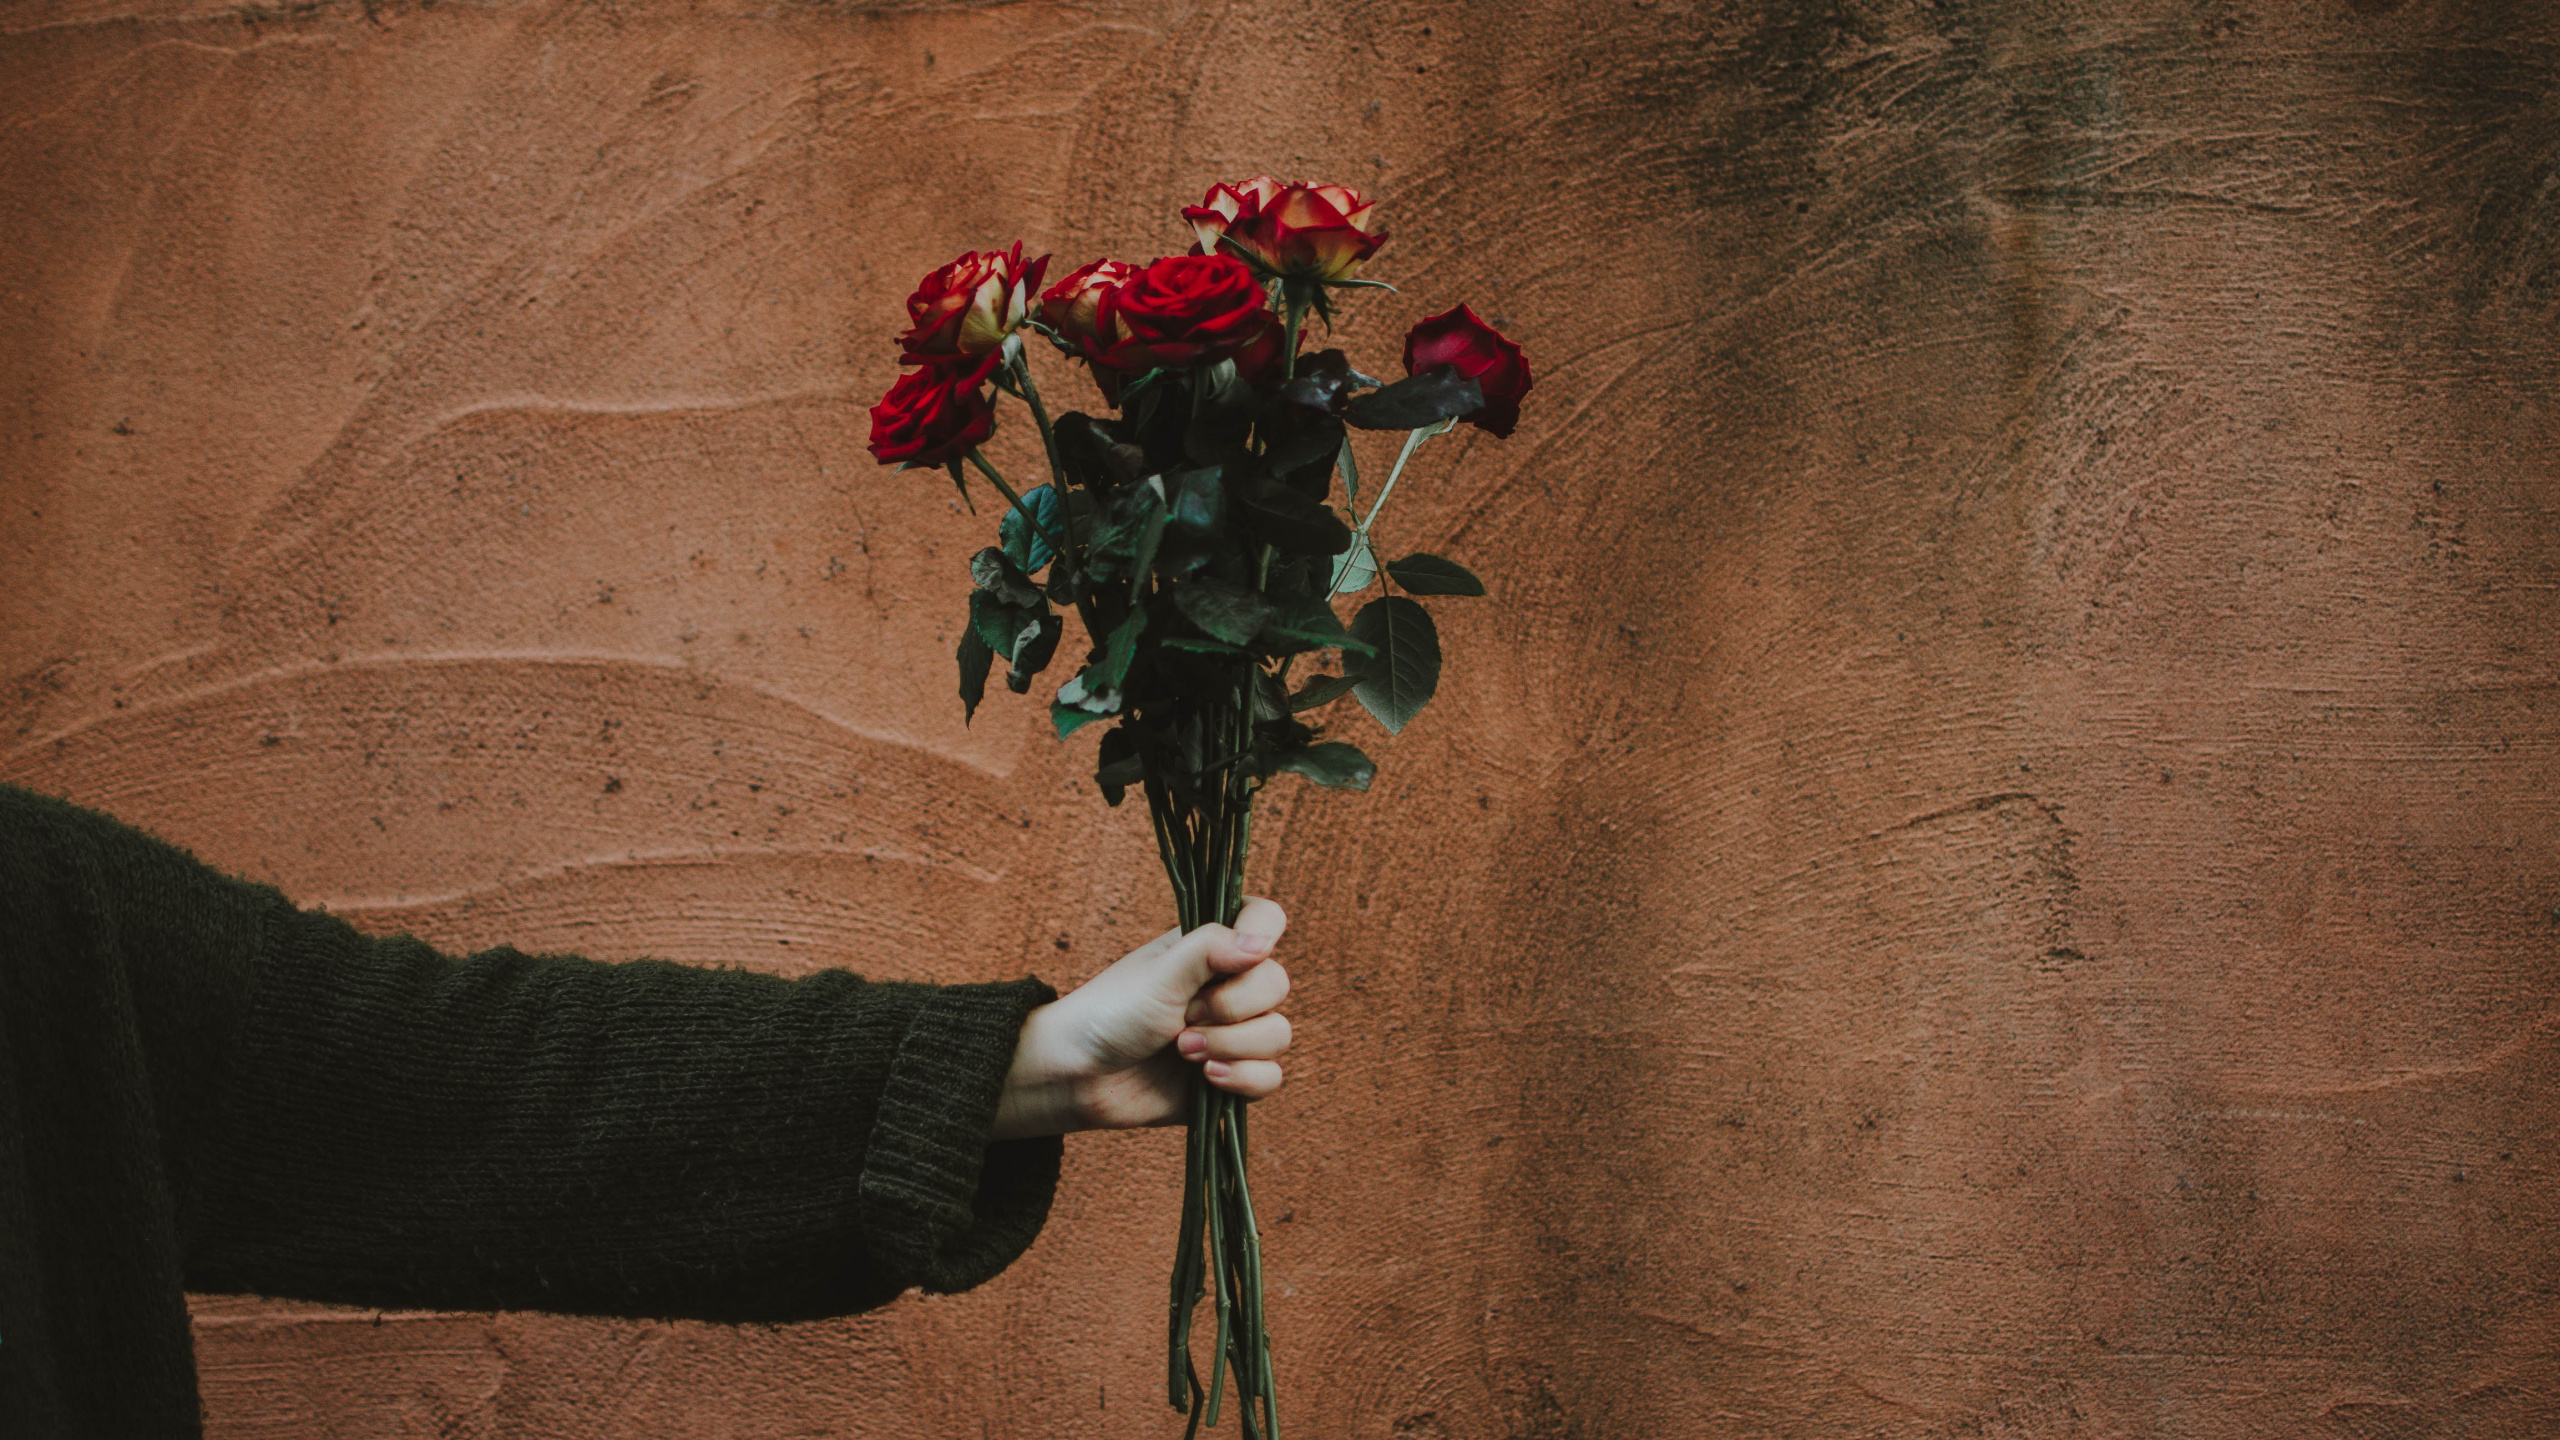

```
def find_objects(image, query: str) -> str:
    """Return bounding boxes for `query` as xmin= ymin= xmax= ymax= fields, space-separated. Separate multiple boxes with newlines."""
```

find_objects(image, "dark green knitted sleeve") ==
xmin=182 ymin=899 xmax=1063 ymax=1322
xmin=0 ymin=784 xmax=275 ymax=1434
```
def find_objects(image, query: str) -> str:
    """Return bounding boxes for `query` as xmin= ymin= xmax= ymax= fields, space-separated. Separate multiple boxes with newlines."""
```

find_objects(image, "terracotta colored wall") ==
xmin=6 ymin=1 xmax=2558 ymax=1435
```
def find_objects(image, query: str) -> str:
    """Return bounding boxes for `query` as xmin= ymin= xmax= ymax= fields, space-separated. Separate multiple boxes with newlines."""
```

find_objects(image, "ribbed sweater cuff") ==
xmin=857 ymin=976 xmax=1063 ymax=1294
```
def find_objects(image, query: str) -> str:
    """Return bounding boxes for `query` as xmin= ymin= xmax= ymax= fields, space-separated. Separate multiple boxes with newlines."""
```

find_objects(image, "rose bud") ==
xmin=1038 ymin=258 xmax=1135 ymax=349
xmin=896 ymin=242 xmax=1051 ymax=362
xmin=867 ymin=351 xmax=1002 ymax=465
xmin=1402 ymin=304 xmax=1531 ymax=438
xmin=1184 ymin=176 xmax=1387 ymax=283
xmin=1090 ymin=253 xmax=1277 ymax=372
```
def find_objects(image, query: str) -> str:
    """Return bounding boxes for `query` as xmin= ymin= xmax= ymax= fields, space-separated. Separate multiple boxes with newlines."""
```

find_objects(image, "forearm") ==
xmin=184 ymin=903 xmax=1060 ymax=1321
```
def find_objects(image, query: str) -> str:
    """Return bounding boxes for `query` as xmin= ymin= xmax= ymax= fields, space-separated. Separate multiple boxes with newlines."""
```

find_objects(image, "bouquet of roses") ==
xmin=866 ymin=176 xmax=1529 ymax=1439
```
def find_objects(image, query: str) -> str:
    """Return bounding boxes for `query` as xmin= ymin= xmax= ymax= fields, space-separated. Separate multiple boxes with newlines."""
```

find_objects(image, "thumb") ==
xmin=1148 ymin=896 xmax=1287 ymax=1002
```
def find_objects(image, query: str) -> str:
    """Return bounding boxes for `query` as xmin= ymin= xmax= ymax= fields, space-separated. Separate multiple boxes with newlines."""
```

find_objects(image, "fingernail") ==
xmin=1203 ymin=1060 xmax=1233 ymax=1080
xmin=1177 ymin=1032 xmax=1207 ymax=1059
xmin=1235 ymin=932 xmax=1275 ymax=957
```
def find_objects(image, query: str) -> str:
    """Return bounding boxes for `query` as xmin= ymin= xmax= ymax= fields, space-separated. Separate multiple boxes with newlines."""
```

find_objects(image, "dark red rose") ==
xmin=1038 ymin=258 xmax=1134 ymax=349
xmin=1402 ymin=304 xmax=1531 ymax=438
xmin=868 ymin=352 xmax=1001 ymax=465
xmin=1090 ymin=253 xmax=1275 ymax=372
xmin=897 ymin=242 xmax=1049 ymax=363
xmin=1185 ymin=176 xmax=1387 ymax=282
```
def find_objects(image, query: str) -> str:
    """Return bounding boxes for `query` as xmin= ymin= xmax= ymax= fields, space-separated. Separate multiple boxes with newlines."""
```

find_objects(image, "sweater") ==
xmin=0 ymin=783 xmax=1061 ymax=1438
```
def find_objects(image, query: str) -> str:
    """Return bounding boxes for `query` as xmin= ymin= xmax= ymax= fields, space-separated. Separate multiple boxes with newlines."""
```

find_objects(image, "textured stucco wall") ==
xmin=6 ymin=1 xmax=2559 ymax=1436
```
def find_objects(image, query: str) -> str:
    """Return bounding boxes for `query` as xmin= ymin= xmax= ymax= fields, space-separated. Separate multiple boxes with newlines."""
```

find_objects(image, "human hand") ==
xmin=990 ymin=897 xmax=1292 ymax=1140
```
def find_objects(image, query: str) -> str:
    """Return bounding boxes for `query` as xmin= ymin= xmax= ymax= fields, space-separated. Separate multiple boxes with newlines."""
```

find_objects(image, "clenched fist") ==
xmin=991 ymin=897 xmax=1293 ymax=1139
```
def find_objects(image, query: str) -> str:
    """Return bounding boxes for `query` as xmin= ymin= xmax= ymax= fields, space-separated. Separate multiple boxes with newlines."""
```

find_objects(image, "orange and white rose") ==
xmin=1038 ymin=258 xmax=1136 ymax=349
xmin=1183 ymin=176 xmax=1386 ymax=283
xmin=897 ymin=242 xmax=1051 ymax=362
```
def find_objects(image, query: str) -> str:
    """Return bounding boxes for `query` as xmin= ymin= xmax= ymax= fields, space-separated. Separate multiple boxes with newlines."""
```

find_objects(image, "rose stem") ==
xmin=1149 ymin=775 xmax=1211 ymax=1417
xmin=963 ymin=447 xmax=1071 ymax=562
xmin=1323 ymin=419 xmax=1449 ymax=603
xmin=1170 ymin=1108 xmax=1206 ymax=1406
xmin=1183 ymin=1077 xmax=1214 ymax=1427
xmin=1004 ymin=348 xmax=1110 ymax=633
xmin=1193 ymin=754 xmax=1232 ymax=1429
xmin=1199 ymin=687 xmax=1238 ymax=1429
xmin=1203 ymin=973 xmax=1234 ymax=1428
xmin=1281 ymin=296 xmax=1306 ymax=383
xmin=1215 ymin=684 xmax=1273 ymax=1437
xmin=1225 ymin=1098 xmax=1276 ymax=1439
xmin=1220 ymin=1106 xmax=1263 ymax=1440
xmin=1010 ymin=346 xmax=1068 ymax=492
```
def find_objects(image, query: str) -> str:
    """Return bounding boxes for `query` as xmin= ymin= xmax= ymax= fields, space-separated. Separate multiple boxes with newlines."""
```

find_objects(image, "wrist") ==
xmin=989 ymin=999 xmax=1091 ymax=1140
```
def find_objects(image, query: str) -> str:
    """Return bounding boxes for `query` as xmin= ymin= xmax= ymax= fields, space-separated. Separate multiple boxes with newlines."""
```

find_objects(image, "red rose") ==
xmin=1402 ymin=304 xmax=1531 ymax=438
xmin=1185 ymin=176 xmax=1386 ymax=283
xmin=868 ymin=352 xmax=1001 ymax=465
xmin=897 ymin=242 xmax=1050 ymax=362
xmin=1038 ymin=258 xmax=1134 ymax=349
xmin=1090 ymin=253 xmax=1275 ymax=372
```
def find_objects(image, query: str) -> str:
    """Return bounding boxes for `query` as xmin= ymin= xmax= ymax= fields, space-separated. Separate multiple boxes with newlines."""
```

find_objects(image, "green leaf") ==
xmin=1238 ymin=478 xmax=1353 ymax=556
xmin=1330 ymin=532 xmax=1378 ymax=594
xmin=969 ymin=590 xmax=1034 ymax=657
xmin=1127 ymin=483 xmax=1168 ymax=591
xmin=1268 ymin=741 xmax=1375 ymax=791
xmin=945 ymin=458 xmax=974 ymax=512
xmin=970 ymin=546 xmax=1043 ymax=606
xmin=1166 ymin=467 xmax=1225 ymax=538
xmin=1173 ymin=578 xmax=1276 ymax=647
xmin=1088 ymin=606 xmax=1148 ymax=692
xmin=1253 ymin=669 xmax=1291 ymax=722
xmin=1256 ymin=713 xmax=1317 ymax=752
xmin=1162 ymin=635 xmax=1248 ymax=655
xmin=1184 ymin=359 xmax=1259 ymax=466
xmin=957 ymin=628 xmax=994 ymax=724
xmin=1000 ymin=484 xmax=1065 ymax=573
xmin=1289 ymin=671 xmax=1363 ymax=711
xmin=1058 ymin=413 xmax=1150 ymax=492
xmin=1261 ymin=551 xmax=1321 ymax=602
xmin=1052 ymin=701 xmax=1110 ymax=739
xmin=1065 ymin=486 xmax=1097 ymax=548
xmin=1155 ymin=468 xmax=1226 ymax=577
xmin=1273 ymin=350 xmax=1378 ymax=414
xmin=1347 ymin=596 xmax=1441 ymax=734
xmin=1258 ymin=594 xmax=1371 ymax=656
xmin=1085 ymin=477 xmax=1167 ymax=585
xmin=1095 ymin=727 xmax=1145 ymax=806
xmin=1263 ymin=412 xmax=1347 ymax=486
xmin=1343 ymin=365 xmax=1485 ymax=431
xmin=1337 ymin=433 xmax=1362 ymax=508
xmin=1006 ymin=612 xmax=1063 ymax=693
xmin=1053 ymin=610 xmax=1143 ymax=720
xmin=1385 ymin=552 xmax=1485 ymax=597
